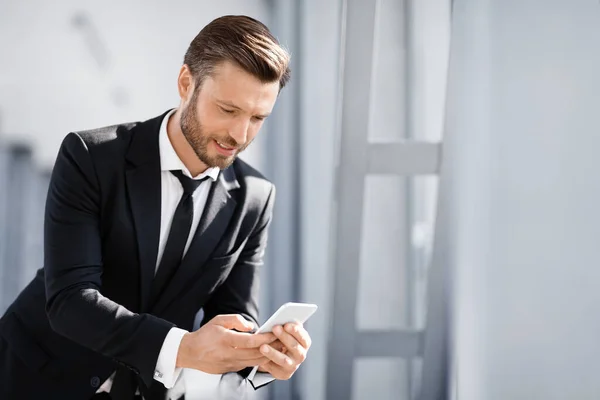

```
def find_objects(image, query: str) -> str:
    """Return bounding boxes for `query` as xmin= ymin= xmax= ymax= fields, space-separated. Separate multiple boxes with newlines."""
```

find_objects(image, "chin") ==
xmin=206 ymin=155 xmax=236 ymax=169
xmin=218 ymin=159 xmax=236 ymax=169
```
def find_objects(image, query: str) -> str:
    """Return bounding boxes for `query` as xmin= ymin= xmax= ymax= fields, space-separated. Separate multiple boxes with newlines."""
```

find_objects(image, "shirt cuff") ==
xmin=247 ymin=366 xmax=276 ymax=389
xmin=153 ymin=327 xmax=188 ymax=389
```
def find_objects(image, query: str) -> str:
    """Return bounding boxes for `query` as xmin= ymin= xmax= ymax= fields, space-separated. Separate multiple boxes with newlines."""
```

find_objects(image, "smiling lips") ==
xmin=214 ymin=139 xmax=237 ymax=156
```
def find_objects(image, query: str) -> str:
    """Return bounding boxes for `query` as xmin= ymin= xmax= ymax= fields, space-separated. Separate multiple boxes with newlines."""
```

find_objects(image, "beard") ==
xmin=180 ymin=90 xmax=250 ymax=170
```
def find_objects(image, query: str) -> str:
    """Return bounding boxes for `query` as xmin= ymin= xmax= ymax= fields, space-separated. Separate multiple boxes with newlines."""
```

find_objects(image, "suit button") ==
xmin=90 ymin=376 xmax=101 ymax=388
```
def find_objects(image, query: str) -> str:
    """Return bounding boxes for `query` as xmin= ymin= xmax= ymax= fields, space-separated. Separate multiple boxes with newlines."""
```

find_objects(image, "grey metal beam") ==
xmin=367 ymin=142 xmax=441 ymax=175
xmin=2 ymin=143 xmax=33 ymax=313
xmin=265 ymin=1 xmax=303 ymax=400
xmin=417 ymin=143 xmax=450 ymax=400
xmin=356 ymin=330 xmax=424 ymax=358
xmin=0 ymin=144 xmax=9 ymax=314
xmin=20 ymin=168 xmax=49 ymax=288
xmin=325 ymin=0 xmax=378 ymax=399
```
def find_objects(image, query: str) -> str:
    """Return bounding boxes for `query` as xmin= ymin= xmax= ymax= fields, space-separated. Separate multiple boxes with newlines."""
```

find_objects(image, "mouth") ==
xmin=213 ymin=139 xmax=237 ymax=156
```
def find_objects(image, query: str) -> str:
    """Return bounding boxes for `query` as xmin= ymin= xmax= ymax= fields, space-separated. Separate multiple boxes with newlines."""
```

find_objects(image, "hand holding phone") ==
xmin=248 ymin=302 xmax=317 ymax=381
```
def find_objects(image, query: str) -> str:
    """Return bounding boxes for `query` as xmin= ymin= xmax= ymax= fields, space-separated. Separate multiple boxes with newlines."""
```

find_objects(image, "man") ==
xmin=0 ymin=15 xmax=311 ymax=400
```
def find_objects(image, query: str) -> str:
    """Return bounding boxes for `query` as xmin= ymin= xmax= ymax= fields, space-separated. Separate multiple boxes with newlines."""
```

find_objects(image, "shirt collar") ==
xmin=159 ymin=108 xmax=220 ymax=181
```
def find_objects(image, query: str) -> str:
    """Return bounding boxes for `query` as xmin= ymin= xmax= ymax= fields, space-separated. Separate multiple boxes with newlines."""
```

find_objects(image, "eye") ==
xmin=252 ymin=116 xmax=266 ymax=122
xmin=220 ymin=107 xmax=235 ymax=114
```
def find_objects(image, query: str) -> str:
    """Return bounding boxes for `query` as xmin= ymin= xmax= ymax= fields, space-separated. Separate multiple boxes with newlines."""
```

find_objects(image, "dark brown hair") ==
xmin=184 ymin=15 xmax=291 ymax=90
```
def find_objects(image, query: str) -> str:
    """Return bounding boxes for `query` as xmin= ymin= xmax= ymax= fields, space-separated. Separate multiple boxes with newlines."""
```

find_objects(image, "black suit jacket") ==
xmin=0 ymin=111 xmax=275 ymax=399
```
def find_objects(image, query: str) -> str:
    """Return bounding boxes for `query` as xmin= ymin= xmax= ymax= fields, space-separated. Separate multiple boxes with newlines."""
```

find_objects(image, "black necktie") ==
xmin=150 ymin=170 xmax=207 ymax=305
xmin=111 ymin=171 xmax=206 ymax=399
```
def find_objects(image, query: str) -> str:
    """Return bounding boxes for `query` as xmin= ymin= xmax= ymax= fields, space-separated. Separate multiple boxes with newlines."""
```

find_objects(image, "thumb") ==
xmin=210 ymin=314 xmax=255 ymax=331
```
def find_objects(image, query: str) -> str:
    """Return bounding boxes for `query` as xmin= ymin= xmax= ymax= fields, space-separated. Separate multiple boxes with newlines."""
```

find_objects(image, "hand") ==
xmin=257 ymin=322 xmax=312 ymax=380
xmin=176 ymin=314 xmax=277 ymax=374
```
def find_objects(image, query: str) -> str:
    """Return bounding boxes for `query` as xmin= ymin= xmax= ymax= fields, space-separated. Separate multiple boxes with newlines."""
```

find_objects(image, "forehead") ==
xmin=199 ymin=61 xmax=280 ymax=113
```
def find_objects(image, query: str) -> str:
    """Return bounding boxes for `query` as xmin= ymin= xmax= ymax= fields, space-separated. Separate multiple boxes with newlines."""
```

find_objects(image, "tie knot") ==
xmin=171 ymin=170 xmax=206 ymax=195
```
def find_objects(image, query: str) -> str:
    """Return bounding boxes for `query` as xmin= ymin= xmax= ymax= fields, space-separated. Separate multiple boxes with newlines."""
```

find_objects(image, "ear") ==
xmin=177 ymin=64 xmax=195 ymax=103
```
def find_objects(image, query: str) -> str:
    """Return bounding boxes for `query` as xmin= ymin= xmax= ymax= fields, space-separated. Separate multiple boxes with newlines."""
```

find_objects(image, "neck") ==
xmin=167 ymin=109 xmax=209 ymax=177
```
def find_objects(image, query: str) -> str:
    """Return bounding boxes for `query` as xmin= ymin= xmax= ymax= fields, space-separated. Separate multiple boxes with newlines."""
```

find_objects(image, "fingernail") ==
xmin=286 ymin=325 xmax=293 ymax=332
xmin=261 ymin=345 xmax=270 ymax=354
xmin=285 ymin=358 xmax=293 ymax=365
xmin=274 ymin=326 xmax=282 ymax=335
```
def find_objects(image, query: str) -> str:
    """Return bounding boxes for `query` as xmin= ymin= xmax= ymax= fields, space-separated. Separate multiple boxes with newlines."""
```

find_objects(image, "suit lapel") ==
xmin=152 ymin=166 xmax=239 ymax=314
xmin=125 ymin=113 xmax=166 ymax=312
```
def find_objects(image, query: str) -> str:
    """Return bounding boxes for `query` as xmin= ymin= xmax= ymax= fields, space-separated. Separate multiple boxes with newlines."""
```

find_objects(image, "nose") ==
xmin=228 ymin=118 xmax=250 ymax=146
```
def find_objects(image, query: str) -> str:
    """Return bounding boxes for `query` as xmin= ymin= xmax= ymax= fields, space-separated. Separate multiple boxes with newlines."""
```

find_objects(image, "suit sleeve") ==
xmin=201 ymin=183 xmax=276 ymax=388
xmin=44 ymin=132 xmax=174 ymax=388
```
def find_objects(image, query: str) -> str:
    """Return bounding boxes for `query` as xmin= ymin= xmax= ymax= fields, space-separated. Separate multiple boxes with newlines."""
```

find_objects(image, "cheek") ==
xmin=199 ymin=116 xmax=229 ymax=137
xmin=196 ymin=103 xmax=227 ymax=131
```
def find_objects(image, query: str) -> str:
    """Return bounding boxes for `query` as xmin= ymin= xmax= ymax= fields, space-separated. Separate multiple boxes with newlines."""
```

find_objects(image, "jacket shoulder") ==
xmin=233 ymin=158 xmax=274 ymax=192
xmin=232 ymin=158 xmax=275 ymax=211
xmin=73 ymin=122 xmax=138 ymax=150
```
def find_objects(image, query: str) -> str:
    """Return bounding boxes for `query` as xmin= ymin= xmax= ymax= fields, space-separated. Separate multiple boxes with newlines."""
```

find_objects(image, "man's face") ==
xmin=180 ymin=61 xmax=280 ymax=170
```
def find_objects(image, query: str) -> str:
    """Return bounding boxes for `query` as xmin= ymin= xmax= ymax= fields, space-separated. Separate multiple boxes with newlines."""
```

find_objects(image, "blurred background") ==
xmin=2 ymin=0 xmax=600 ymax=399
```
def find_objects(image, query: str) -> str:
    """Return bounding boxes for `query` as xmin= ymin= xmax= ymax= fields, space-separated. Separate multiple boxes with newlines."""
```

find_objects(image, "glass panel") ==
xmin=357 ymin=175 xmax=409 ymax=330
xmin=352 ymin=358 xmax=410 ymax=400
xmin=357 ymin=175 xmax=438 ymax=331
xmin=410 ymin=175 xmax=439 ymax=329
xmin=369 ymin=0 xmax=407 ymax=142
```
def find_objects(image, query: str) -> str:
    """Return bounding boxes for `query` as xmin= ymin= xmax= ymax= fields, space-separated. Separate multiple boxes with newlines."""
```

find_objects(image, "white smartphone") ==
xmin=248 ymin=302 xmax=317 ymax=382
xmin=255 ymin=302 xmax=318 ymax=334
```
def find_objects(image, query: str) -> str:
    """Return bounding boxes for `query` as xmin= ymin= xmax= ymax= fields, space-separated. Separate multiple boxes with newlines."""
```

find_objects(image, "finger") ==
xmin=284 ymin=323 xmax=312 ymax=349
xmin=237 ymin=356 xmax=270 ymax=368
xmin=210 ymin=314 xmax=255 ymax=332
xmin=258 ymin=361 xmax=273 ymax=374
xmin=258 ymin=361 xmax=292 ymax=380
xmin=272 ymin=326 xmax=306 ymax=363
xmin=268 ymin=339 xmax=285 ymax=353
xmin=259 ymin=344 xmax=296 ymax=370
xmin=224 ymin=330 xmax=277 ymax=349
xmin=220 ymin=347 xmax=269 ymax=369
xmin=232 ymin=347 xmax=265 ymax=361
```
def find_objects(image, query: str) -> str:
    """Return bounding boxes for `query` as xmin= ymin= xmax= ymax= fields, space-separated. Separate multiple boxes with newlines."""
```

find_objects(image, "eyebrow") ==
xmin=217 ymin=100 xmax=271 ymax=119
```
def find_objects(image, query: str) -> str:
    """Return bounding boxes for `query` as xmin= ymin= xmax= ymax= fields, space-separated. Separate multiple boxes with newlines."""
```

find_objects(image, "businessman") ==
xmin=0 ymin=15 xmax=311 ymax=400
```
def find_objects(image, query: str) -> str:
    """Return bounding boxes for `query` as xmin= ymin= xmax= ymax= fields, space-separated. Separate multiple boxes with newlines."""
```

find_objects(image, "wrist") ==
xmin=176 ymin=332 xmax=193 ymax=369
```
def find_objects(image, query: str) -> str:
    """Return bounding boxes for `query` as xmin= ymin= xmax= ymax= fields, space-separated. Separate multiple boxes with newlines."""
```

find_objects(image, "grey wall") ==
xmin=448 ymin=1 xmax=600 ymax=399
xmin=296 ymin=2 xmax=342 ymax=400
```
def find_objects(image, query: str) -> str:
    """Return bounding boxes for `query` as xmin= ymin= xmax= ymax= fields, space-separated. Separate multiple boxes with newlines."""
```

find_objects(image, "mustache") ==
xmin=213 ymin=136 xmax=242 ymax=149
